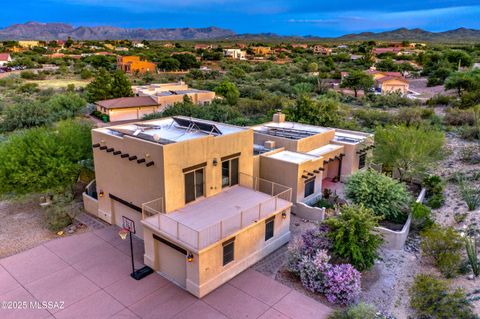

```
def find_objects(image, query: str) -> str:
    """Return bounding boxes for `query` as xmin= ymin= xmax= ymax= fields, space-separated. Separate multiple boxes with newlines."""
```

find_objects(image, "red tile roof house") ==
xmin=372 ymin=47 xmax=403 ymax=55
xmin=0 ymin=53 xmax=12 ymax=67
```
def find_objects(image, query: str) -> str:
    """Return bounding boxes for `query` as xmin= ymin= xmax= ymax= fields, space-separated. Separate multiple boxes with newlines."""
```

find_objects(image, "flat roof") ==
xmin=97 ymin=116 xmax=245 ymax=144
xmin=307 ymin=144 xmax=344 ymax=157
xmin=252 ymin=121 xmax=334 ymax=140
xmin=333 ymin=130 xmax=371 ymax=145
xmin=268 ymin=150 xmax=319 ymax=164
xmin=167 ymin=185 xmax=290 ymax=231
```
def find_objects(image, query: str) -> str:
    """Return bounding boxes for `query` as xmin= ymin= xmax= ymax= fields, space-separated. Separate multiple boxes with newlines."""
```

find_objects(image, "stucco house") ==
xmin=223 ymin=48 xmax=246 ymax=60
xmin=84 ymin=117 xmax=292 ymax=297
xmin=0 ymin=53 xmax=12 ymax=66
xmin=367 ymin=71 xmax=409 ymax=95
xmin=313 ymin=45 xmax=332 ymax=55
xmin=251 ymin=46 xmax=272 ymax=56
xmin=117 ymin=56 xmax=156 ymax=74
xmin=252 ymin=112 xmax=374 ymax=210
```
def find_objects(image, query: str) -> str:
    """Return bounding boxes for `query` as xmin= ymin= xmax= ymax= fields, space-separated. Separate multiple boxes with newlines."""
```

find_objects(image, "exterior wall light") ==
xmin=282 ymin=211 xmax=287 ymax=219
xmin=99 ymin=190 xmax=105 ymax=197
xmin=213 ymin=158 xmax=218 ymax=166
xmin=187 ymin=253 xmax=194 ymax=262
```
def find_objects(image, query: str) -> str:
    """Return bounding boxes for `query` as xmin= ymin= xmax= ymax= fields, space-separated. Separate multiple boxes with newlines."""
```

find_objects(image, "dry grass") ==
xmin=25 ymin=79 xmax=91 ymax=89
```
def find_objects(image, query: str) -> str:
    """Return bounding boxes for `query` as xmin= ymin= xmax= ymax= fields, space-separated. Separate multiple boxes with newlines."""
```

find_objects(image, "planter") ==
xmin=374 ymin=188 xmax=426 ymax=250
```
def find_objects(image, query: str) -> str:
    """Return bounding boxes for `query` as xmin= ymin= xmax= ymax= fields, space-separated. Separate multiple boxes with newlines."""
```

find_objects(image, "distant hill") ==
xmin=0 ymin=22 xmax=479 ymax=42
xmin=337 ymin=27 xmax=480 ymax=42
xmin=0 ymin=22 xmax=236 ymax=40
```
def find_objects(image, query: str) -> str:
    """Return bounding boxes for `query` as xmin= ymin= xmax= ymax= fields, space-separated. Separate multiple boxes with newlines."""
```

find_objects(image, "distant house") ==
xmin=194 ymin=44 xmax=213 ymax=50
xmin=117 ymin=56 xmax=156 ymax=74
xmin=367 ymin=70 xmax=409 ymax=95
xmin=115 ymin=47 xmax=129 ymax=52
xmin=223 ymin=48 xmax=246 ymax=60
xmin=132 ymin=42 xmax=145 ymax=48
xmin=18 ymin=41 xmax=40 ymax=48
xmin=313 ymin=45 xmax=332 ymax=55
xmin=291 ymin=43 xmax=308 ymax=49
xmin=372 ymin=47 xmax=402 ymax=55
xmin=0 ymin=53 xmax=12 ymax=66
xmin=251 ymin=46 xmax=271 ymax=56
xmin=96 ymin=96 xmax=161 ymax=122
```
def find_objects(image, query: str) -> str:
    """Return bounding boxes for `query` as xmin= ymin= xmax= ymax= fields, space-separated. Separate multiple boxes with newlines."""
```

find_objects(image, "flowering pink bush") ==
xmin=299 ymin=250 xmax=330 ymax=293
xmin=301 ymin=224 xmax=332 ymax=257
xmin=286 ymin=237 xmax=305 ymax=275
xmin=324 ymin=264 xmax=361 ymax=305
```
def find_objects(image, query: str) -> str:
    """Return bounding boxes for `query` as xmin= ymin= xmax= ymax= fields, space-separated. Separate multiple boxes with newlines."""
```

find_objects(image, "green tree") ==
xmin=0 ymin=101 xmax=52 ymax=132
xmin=158 ymin=57 xmax=180 ymax=71
xmin=374 ymin=125 xmax=445 ymax=181
xmin=85 ymin=69 xmax=113 ymax=102
xmin=286 ymin=95 xmax=344 ymax=127
xmin=172 ymin=53 xmax=200 ymax=70
xmin=445 ymin=70 xmax=480 ymax=97
xmin=0 ymin=119 xmax=93 ymax=195
xmin=214 ymin=81 xmax=240 ymax=105
xmin=111 ymin=71 xmax=134 ymax=98
xmin=324 ymin=204 xmax=383 ymax=271
xmin=341 ymin=71 xmax=374 ymax=97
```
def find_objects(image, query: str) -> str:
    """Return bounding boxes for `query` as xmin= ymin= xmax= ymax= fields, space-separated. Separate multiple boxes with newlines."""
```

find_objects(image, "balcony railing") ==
xmin=142 ymin=174 xmax=292 ymax=251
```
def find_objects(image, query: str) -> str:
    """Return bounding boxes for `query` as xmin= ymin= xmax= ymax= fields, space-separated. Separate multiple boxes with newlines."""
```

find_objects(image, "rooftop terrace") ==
xmin=252 ymin=122 xmax=334 ymax=140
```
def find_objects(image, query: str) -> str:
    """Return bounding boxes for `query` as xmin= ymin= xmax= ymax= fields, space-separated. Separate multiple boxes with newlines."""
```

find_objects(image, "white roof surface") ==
xmin=100 ymin=117 xmax=245 ymax=143
xmin=307 ymin=144 xmax=344 ymax=157
xmin=268 ymin=150 xmax=319 ymax=164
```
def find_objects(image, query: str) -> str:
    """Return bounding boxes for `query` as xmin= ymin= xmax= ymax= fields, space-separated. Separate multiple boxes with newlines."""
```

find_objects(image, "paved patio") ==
xmin=0 ymin=226 xmax=332 ymax=319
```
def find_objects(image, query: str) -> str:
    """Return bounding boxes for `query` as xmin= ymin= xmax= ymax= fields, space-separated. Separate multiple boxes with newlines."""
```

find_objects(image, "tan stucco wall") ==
xmin=92 ymin=130 xmax=165 ymax=235
xmin=162 ymin=129 xmax=253 ymax=213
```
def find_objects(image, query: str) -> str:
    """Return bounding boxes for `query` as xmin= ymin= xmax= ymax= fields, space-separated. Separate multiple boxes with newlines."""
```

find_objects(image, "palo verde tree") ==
xmin=340 ymin=70 xmax=374 ymax=97
xmin=374 ymin=125 xmax=445 ymax=181
xmin=445 ymin=70 xmax=480 ymax=97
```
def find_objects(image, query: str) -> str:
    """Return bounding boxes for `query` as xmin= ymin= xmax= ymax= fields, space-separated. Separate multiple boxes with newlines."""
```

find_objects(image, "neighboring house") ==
xmin=95 ymin=96 xmax=161 ymax=122
xmin=372 ymin=47 xmax=402 ymax=55
xmin=194 ymin=44 xmax=213 ymax=50
xmin=117 ymin=56 xmax=156 ymax=74
xmin=367 ymin=70 xmax=409 ymax=95
xmin=0 ymin=53 xmax=12 ymax=66
xmin=85 ymin=116 xmax=293 ymax=297
xmin=18 ymin=40 xmax=40 ymax=48
xmin=313 ymin=45 xmax=332 ymax=55
xmin=291 ymin=43 xmax=308 ymax=49
xmin=251 ymin=46 xmax=271 ymax=56
xmin=223 ymin=48 xmax=246 ymax=60
xmin=133 ymin=81 xmax=216 ymax=106
xmin=252 ymin=112 xmax=374 ymax=209
xmin=115 ymin=47 xmax=129 ymax=52
xmin=132 ymin=42 xmax=145 ymax=48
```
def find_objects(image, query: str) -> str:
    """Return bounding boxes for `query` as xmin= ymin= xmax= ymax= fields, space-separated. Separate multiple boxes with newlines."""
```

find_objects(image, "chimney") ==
xmin=264 ymin=140 xmax=276 ymax=150
xmin=272 ymin=110 xmax=285 ymax=123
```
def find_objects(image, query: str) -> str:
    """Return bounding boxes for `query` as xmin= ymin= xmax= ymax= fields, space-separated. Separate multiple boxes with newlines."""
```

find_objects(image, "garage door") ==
xmin=157 ymin=240 xmax=187 ymax=288
xmin=112 ymin=200 xmax=144 ymax=239
xmin=109 ymin=108 xmax=138 ymax=122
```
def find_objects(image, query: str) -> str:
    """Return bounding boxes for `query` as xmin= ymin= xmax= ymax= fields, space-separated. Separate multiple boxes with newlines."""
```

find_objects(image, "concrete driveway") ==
xmin=0 ymin=226 xmax=332 ymax=319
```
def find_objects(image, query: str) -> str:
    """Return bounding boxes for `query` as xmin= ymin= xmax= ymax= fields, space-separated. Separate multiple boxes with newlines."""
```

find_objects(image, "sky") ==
xmin=2 ymin=0 xmax=480 ymax=36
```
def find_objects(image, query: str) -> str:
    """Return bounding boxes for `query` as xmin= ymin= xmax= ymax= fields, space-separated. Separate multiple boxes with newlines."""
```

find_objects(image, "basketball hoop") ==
xmin=118 ymin=228 xmax=129 ymax=240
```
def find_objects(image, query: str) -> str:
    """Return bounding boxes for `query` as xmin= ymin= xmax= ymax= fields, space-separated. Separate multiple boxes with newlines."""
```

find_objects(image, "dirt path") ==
xmin=0 ymin=199 xmax=56 ymax=258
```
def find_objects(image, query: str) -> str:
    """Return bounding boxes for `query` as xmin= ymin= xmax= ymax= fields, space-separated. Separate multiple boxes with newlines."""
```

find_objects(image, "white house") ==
xmin=0 ymin=53 xmax=12 ymax=67
xmin=223 ymin=49 xmax=246 ymax=60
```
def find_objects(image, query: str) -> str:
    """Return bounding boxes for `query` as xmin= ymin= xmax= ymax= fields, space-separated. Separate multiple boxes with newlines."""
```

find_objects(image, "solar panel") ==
xmin=172 ymin=117 xmax=222 ymax=135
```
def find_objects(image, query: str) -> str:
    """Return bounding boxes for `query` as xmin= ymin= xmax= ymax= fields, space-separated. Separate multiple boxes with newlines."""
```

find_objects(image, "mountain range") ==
xmin=0 ymin=22 xmax=480 ymax=42
xmin=0 ymin=22 xmax=235 ymax=40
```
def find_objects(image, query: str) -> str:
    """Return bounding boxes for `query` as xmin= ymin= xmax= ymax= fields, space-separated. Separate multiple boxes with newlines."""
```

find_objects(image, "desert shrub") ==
xmin=444 ymin=108 xmax=475 ymax=126
xmin=409 ymin=274 xmax=476 ymax=319
xmin=458 ymin=125 xmax=480 ymax=141
xmin=421 ymin=226 xmax=463 ymax=277
xmin=423 ymin=175 xmax=445 ymax=209
xmin=459 ymin=145 xmax=480 ymax=164
xmin=43 ymin=193 xmax=81 ymax=231
xmin=328 ymin=302 xmax=378 ymax=319
xmin=324 ymin=204 xmax=383 ymax=271
xmin=427 ymin=94 xmax=452 ymax=106
xmin=411 ymin=202 xmax=433 ymax=230
xmin=324 ymin=263 xmax=362 ymax=305
xmin=345 ymin=169 xmax=412 ymax=223
xmin=458 ymin=177 xmax=480 ymax=211
xmin=298 ymin=250 xmax=330 ymax=293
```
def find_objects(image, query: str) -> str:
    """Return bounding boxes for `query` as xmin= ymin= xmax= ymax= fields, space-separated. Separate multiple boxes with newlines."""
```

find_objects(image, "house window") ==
xmin=359 ymin=153 xmax=367 ymax=169
xmin=223 ymin=239 xmax=235 ymax=266
xmin=221 ymin=157 xmax=239 ymax=188
xmin=265 ymin=217 xmax=275 ymax=241
xmin=304 ymin=178 xmax=315 ymax=198
xmin=184 ymin=168 xmax=204 ymax=204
